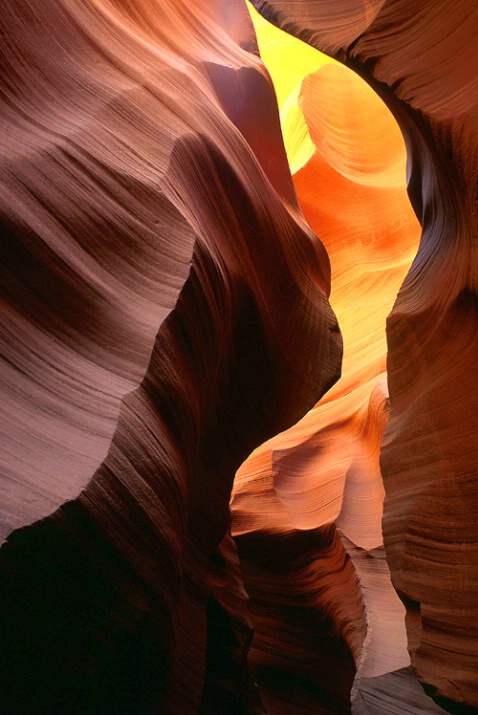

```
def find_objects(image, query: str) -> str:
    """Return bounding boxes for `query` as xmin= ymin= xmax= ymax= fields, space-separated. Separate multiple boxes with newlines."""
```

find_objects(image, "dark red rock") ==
xmin=0 ymin=1 xmax=341 ymax=713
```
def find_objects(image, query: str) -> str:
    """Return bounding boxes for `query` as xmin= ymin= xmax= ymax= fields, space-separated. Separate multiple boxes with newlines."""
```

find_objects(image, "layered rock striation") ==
xmin=0 ymin=1 xmax=341 ymax=713
xmin=249 ymin=0 xmax=478 ymax=711
xmin=1 ymin=0 xmax=477 ymax=713
xmin=232 ymin=8 xmax=429 ymax=713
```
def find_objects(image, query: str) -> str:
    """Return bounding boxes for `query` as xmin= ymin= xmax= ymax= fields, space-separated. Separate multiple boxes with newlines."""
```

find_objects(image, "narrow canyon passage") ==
xmin=232 ymin=2 xmax=478 ymax=713
xmin=1 ymin=1 xmax=477 ymax=714
xmin=231 ymin=6 xmax=435 ymax=714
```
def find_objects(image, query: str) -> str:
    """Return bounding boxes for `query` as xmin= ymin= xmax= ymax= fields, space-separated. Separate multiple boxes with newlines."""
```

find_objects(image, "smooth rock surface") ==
xmin=0 ymin=1 xmax=341 ymax=713
xmin=250 ymin=0 xmax=478 ymax=709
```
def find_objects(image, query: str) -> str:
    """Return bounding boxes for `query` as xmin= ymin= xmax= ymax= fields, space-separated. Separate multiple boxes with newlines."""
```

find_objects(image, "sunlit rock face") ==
xmin=0 ymin=1 xmax=342 ymax=713
xmin=247 ymin=0 xmax=478 ymax=712
xmin=232 ymin=8 xmax=424 ymax=713
xmin=1 ymin=0 xmax=477 ymax=714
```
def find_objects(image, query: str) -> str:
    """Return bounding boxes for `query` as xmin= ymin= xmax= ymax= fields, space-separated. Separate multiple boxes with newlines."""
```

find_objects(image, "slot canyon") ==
xmin=0 ymin=1 xmax=477 ymax=714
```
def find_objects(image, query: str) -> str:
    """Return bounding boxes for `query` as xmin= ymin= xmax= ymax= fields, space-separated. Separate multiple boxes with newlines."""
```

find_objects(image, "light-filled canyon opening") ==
xmin=233 ymin=3 xmax=421 ymax=541
xmin=1 ymin=1 xmax=477 ymax=714
xmin=230 ymin=5 xmax=423 ymax=713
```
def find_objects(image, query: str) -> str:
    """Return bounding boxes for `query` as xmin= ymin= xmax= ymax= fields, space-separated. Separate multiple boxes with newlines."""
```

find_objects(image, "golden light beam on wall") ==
xmin=233 ymin=0 xmax=422 ymax=685
xmin=240 ymin=0 xmax=421 ymax=544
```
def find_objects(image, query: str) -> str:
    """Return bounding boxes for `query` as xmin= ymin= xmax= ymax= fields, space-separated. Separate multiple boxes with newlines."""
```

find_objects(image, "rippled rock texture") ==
xmin=232 ymin=9 xmax=423 ymax=712
xmin=248 ymin=0 xmax=478 ymax=712
xmin=0 ymin=1 xmax=341 ymax=713
xmin=1 ymin=0 xmax=478 ymax=713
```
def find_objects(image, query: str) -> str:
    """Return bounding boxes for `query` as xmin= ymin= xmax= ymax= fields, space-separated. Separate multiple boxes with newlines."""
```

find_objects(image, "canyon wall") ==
xmin=249 ymin=0 xmax=478 ymax=711
xmin=0 ymin=1 xmax=341 ymax=712
xmin=1 ymin=0 xmax=477 ymax=713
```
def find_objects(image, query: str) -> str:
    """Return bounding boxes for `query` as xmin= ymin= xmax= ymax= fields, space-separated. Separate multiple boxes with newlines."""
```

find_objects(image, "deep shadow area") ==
xmin=0 ymin=500 xmax=171 ymax=715
xmin=235 ymin=528 xmax=358 ymax=715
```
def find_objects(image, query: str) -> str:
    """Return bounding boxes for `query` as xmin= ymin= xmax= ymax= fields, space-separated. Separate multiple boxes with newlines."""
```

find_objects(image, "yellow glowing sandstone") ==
xmin=235 ymin=5 xmax=420 ymax=552
xmin=234 ymin=7 xmax=420 ymax=680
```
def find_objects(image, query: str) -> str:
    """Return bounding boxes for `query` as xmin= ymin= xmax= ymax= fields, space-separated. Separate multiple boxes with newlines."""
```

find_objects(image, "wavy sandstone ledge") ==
xmin=0 ymin=1 xmax=341 ymax=713
xmin=1 ymin=0 xmax=477 ymax=713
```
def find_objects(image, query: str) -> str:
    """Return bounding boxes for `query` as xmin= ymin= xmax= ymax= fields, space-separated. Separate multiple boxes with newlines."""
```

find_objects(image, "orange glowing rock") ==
xmin=238 ymin=0 xmax=478 ymax=710
xmin=231 ymin=6 xmax=429 ymax=712
xmin=2 ymin=0 xmax=477 ymax=712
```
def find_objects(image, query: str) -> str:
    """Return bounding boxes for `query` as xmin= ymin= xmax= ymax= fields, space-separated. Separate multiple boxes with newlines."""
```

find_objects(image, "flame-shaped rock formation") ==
xmin=231 ymin=12 xmax=426 ymax=709
xmin=247 ymin=0 xmax=478 ymax=711
xmin=230 ymin=8 xmax=428 ymax=714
